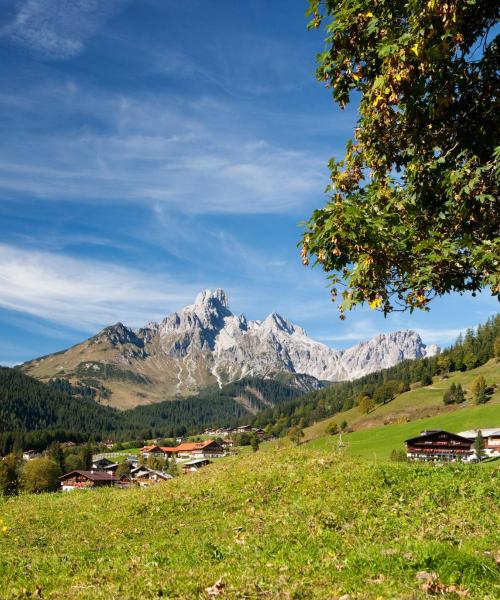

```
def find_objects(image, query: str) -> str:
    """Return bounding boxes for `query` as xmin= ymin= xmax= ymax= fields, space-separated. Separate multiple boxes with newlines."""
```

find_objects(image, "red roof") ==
xmin=175 ymin=440 xmax=219 ymax=452
xmin=140 ymin=445 xmax=160 ymax=452
xmin=140 ymin=445 xmax=178 ymax=453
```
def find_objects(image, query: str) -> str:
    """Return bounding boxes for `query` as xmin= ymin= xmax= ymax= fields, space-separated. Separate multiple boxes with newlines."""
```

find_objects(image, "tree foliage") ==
xmin=471 ymin=375 xmax=488 ymax=403
xmin=0 ymin=454 xmax=19 ymax=496
xmin=442 ymin=382 xmax=465 ymax=405
xmin=474 ymin=431 xmax=486 ymax=461
xmin=21 ymin=458 xmax=60 ymax=494
xmin=287 ymin=425 xmax=304 ymax=446
xmin=302 ymin=0 xmax=499 ymax=317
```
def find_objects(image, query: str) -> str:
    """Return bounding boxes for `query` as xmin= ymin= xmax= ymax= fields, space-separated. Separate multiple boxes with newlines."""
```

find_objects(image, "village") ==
xmin=29 ymin=425 xmax=266 ymax=491
xmin=15 ymin=424 xmax=499 ymax=493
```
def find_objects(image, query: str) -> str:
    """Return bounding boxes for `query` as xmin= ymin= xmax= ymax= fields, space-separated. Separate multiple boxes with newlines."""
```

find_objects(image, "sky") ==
xmin=0 ymin=0 xmax=497 ymax=366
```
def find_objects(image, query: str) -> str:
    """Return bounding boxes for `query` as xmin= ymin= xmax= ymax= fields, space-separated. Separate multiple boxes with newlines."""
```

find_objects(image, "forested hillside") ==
xmin=0 ymin=369 xmax=303 ymax=453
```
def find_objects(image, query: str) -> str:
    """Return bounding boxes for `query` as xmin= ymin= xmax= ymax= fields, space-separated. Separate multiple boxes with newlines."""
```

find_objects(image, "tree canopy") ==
xmin=302 ymin=0 xmax=499 ymax=317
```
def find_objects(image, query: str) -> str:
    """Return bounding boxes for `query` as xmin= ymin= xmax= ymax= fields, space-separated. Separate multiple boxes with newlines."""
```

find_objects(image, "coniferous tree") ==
xmin=474 ymin=432 xmax=485 ymax=462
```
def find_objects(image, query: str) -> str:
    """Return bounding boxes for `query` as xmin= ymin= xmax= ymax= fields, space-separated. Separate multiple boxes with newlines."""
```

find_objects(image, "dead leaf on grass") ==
xmin=206 ymin=577 xmax=225 ymax=596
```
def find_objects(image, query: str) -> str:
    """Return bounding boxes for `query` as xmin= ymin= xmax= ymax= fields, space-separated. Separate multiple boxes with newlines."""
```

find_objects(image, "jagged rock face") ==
xmin=22 ymin=288 xmax=440 ymax=406
xmin=138 ymin=288 xmax=439 ymax=384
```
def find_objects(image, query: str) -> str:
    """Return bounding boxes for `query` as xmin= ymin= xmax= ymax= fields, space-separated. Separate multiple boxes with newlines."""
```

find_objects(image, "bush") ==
xmin=326 ymin=422 xmax=339 ymax=435
xmin=0 ymin=454 xmax=20 ymax=496
xmin=390 ymin=449 xmax=408 ymax=462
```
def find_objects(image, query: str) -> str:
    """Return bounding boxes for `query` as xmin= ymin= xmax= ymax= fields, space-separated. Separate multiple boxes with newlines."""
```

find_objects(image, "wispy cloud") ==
xmin=0 ymin=83 xmax=326 ymax=215
xmin=2 ymin=0 xmax=130 ymax=59
xmin=0 ymin=243 xmax=202 ymax=330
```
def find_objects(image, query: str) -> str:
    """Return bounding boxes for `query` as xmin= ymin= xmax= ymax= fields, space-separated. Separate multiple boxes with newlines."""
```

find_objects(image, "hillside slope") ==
xmin=304 ymin=360 xmax=500 ymax=442
xmin=1 ymin=448 xmax=498 ymax=599
xmin=307 ymin=403 xmax=500 ymax=460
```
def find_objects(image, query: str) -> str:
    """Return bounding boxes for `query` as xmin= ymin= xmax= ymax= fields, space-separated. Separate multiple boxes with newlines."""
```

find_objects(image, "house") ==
xmin=405 ymin=430 xmax=473 ymax=462
xmin=60 ymin=470 xmax=117 ymax=491
xmin=116 ymin=474 xmax=133 ymax=488
xmin=139 ymin=445 xmax=177 ymax=459
xmin=126 ymin=455 xmax=139 ymax=466
xmin=22 ymin=450 xmax=40 ymax=461
xmin=182 ymin=458 xmax=212 ymax=474
xmin=457 ymin=428 xmax=500 ymax=458
xmin=235 ymin=425 xmax=253 ymax=433
xmin=130 ymin=466 xmax=173 ymax=487
xmin=174 ymin=440 xmax=224 ymax=459
xmin=92 ymin=457 xmax=115 ymax=470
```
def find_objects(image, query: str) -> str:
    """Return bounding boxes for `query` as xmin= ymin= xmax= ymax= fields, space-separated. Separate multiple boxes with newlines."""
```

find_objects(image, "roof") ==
xmin=59 ymin=470 xmax=117 ymax=482
xmin=130 ymin=466 xmax=172 ymax=479
xmin=183 ymin=459 xmax=212 ymax=466
xmin=405 ymin=430 xmax=472 ymax=444
xmin=92 ymin=457 xmax=114 ymax=465
xmin=175 ymin=440 xmax=220 ymax=452
xmin=458 ymin=428 xmax=500 ymax=439
xmin=140 ymin=445 xmax=177 ymax=453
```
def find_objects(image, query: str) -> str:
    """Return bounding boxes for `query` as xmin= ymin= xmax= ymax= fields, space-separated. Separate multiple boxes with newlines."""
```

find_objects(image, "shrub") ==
xmin=390 ymin=449 xmax=408 ymax=462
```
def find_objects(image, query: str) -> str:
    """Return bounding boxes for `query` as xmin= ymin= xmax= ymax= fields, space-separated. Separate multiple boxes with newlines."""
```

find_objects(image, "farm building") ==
xmin=130 ymin=466 xmax=173 ymax=487
xmin=60 ymin=470 xmax=117 ymax=491
xmin=182 ymin=458 xmax=212 ymax=474
xmin=405 ymin=430 xmax=473 ymax=462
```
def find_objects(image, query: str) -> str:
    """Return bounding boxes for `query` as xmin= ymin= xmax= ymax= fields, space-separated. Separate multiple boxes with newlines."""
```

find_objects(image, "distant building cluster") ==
xmin=203 ymin=425 xmax=266 ymax=438
xmin=140 ymin=439 xmax=225 ymax=460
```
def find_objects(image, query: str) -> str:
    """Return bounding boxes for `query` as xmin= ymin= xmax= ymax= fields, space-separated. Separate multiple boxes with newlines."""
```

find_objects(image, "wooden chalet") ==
xmin=405 ymin=430 xmax=473 ymax=462
xmin=60 ymin=470 xmax=117 ymax=491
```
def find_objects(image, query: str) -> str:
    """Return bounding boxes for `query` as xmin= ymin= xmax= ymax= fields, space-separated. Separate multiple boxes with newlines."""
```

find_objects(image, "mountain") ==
xmin=21 ymin=289 xmax=439 ymax=409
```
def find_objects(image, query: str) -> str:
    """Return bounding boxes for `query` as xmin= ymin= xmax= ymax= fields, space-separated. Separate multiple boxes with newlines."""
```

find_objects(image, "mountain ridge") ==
xmin=21 ymin=289 xmax=439 ymax=408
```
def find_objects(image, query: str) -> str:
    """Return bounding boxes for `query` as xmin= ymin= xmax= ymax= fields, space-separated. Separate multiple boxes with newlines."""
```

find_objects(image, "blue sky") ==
xmin=0 ymin=0 xmax=497 ymax=366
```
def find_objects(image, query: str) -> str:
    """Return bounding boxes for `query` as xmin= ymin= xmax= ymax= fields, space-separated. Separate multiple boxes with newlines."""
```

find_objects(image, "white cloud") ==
xmin=2 ymin=0 xmax=130 ymax=59
xmin=0 ymin=243 xmax=201 ymax=330
xmin=0 ymin=84 xmax=326 ymax=215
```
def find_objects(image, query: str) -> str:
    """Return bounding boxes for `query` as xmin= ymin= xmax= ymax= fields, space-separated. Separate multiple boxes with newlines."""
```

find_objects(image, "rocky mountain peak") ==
xmin=262 ymin=312 xmax=298 ymax=336
xmin=195 ymin=288 xmax=229 ymax=310
xmin=95 ymin=322 xmax=145 ymax=354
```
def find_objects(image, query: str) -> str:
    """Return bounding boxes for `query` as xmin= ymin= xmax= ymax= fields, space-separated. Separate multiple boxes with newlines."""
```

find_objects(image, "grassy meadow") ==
xmin=1 ymin=443 xmax=500 ymax=599
xmin=1 ymin=361 xmax=499 ymax=599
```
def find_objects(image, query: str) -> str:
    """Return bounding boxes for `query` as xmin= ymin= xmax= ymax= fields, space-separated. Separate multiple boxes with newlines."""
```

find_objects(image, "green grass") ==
xmin=1 ymin=446 xmax=499 ymax=599
xmin=307 ymin=402 xmax=500 ymax=460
